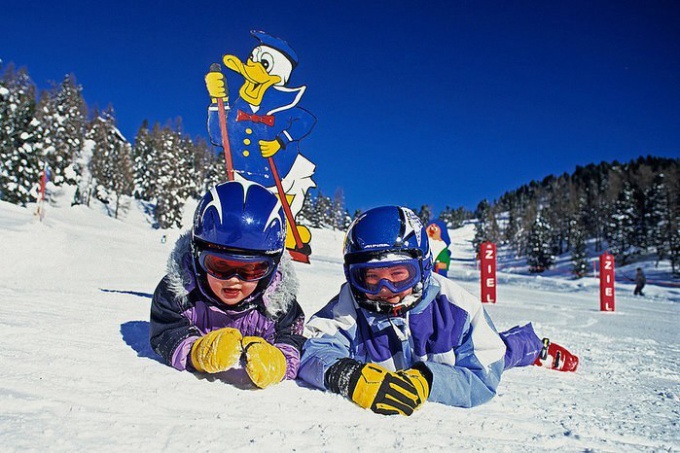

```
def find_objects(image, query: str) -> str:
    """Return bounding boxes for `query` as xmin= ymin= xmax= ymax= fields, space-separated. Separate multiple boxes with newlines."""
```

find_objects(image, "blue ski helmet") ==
xmin=192 ymin=181 xmax=286 ymax=305
xmin=193 ymin=181 xmax=285 ymax=255
xmin=343 ymin=206 xmax=433 ymax=315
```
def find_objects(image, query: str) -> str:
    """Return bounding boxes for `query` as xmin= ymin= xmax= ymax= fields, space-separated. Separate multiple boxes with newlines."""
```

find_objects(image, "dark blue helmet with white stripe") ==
xmin=343 ymin=206 xmax=433 ymax=315
xmin=193 ymin=181 xmax=285 ymax=255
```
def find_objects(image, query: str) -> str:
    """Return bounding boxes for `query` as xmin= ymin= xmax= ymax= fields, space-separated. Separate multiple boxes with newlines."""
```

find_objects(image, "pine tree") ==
xmin=607 ymin=182 xmax=638 ymax=264
xmin=503 ymin=204 xmax=520 ymax=249
xmin=0 ymin=64 xmax=43 ymax=206
xmin=39 ymin=74 xmax=87 ymax=187
xmin=309 ymin=190 xmax=332 ymax=229
xmin=646 ymin=173 xmax=671 ymax=263
xmin=527 ymin=211 xmax=554 ymax=273
xmin=416 ymin=205 xmax=432 ymax=227
xmin=331 ymin=188 xmax=351 ymax=230
xmin=570 ymin=220 xmax=588 ymax=278
xmin=473 ymin=199 xmax=491 ymax=252
xmin=298 ymin=187 xmax=315 ymax=227
xmin=473 ymin=199 xmax=501 ymax=252
xmin=193 ymin=137 xmax=222 ymax=195
xmin=86 ymin=107 xmax=134 ymax=218
xmin=132 ymin=120 xmax=156 ymax=200
xmin=438 ymin=205 xmax=472 ymax=229
xmin=153 ymin=121 xmax=197 ymax=229
xmin=669 ymin=228 xmax=680 ymax=277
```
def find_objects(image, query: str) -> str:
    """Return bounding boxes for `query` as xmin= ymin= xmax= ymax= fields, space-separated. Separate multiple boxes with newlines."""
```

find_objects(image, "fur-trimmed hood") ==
xmin=165 ymin=232 xmax=299 ymax=318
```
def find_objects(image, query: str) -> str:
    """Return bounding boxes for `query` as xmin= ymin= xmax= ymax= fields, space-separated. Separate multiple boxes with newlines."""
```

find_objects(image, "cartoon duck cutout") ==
xmin=205 ymin=30 xmax=317 ymax=260
xmin=426 ymin=220 xmax=452 ymax=276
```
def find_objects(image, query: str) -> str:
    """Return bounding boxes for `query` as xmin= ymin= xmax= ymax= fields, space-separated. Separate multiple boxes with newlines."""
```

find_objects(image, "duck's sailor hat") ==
xmin=251 ymin=30 xmax=299 ymax=69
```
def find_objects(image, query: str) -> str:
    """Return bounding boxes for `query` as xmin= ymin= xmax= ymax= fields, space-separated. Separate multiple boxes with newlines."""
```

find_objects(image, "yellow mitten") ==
xmin=190 ymin=327 xmax=242 ymax=373
xmin=259 ymin=139 xmax=281 ymax=158
xmin=205 ymin=71 xmax=228 ymax=103
xmin=242 ymin=336 xmax=287 ymax=388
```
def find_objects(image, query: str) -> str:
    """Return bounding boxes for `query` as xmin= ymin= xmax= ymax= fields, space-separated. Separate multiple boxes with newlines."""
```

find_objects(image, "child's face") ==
xmin=207 ymin=274 xmax=258 ymax=306
xmin=362 ymin=265 xmax=414 ymax=304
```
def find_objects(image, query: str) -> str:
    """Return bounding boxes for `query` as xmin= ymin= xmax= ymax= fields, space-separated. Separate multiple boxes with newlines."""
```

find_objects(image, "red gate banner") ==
xmin=480 ymin=242 xmax=497 ymax=303
xmin=599 ymin=252 xmax=616 ymax=312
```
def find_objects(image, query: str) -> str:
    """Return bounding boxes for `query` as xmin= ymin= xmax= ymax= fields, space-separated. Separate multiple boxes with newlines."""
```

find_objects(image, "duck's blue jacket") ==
xmin=207 ymin=86 xmax=316 ymax=187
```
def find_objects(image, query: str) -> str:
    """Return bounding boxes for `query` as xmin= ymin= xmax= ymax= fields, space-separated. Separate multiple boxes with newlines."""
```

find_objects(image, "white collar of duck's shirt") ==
xmin=263 ymin=85 xmax=307 ymax=115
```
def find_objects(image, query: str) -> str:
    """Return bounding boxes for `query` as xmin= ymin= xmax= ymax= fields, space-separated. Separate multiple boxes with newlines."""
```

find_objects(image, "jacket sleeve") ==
xmin=277 ymin=106 xmax=317 ymax=148
xmin=422 ymin=301 xmax=506 ymax=408
xmin=271 ymin=300 xmax=307 ymax=380
xmin=149 ymin=276 xmax=201 ymax=371
xmin=297 ymin=292 xmax=356 ymax=389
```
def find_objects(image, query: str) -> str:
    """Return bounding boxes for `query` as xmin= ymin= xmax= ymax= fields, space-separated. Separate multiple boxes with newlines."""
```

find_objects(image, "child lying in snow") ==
xmin=298 ymin=206 xmax=578 ymax=415
xmin=149 ymin=181 xmax=305 ymax=388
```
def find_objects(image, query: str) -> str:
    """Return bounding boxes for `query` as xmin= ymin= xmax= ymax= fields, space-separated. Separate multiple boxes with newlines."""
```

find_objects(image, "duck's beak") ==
xmin=223 ymin=54 xmax=281 ymax=106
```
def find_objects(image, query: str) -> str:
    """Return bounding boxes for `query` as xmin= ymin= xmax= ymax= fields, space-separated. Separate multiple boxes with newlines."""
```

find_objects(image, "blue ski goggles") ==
xmin=198 ymin=250 xmax=277 ymax=282
xmin=347 ymin=258 xmax=422 ymax=295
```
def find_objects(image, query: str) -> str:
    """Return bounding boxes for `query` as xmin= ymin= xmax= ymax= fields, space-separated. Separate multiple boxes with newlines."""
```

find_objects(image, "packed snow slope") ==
xmin=1 ymin=196 xmax=678 ymax=452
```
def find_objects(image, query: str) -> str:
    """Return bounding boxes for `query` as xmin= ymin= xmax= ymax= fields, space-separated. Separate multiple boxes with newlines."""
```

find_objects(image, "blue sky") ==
xmin=2 ymin=0 xmax=679 ymax=214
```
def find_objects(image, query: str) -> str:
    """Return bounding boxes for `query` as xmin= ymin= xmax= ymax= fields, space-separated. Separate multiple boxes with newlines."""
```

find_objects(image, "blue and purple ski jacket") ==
xmin=298 ymin=273 xmax=507 ymax=408
xmin=150 ymin=233 xmax=305 ymax=378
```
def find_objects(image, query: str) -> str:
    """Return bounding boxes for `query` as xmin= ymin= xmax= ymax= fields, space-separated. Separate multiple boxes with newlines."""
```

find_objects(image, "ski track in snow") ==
xmin=0 ymin=197 xmax=678 ymax=452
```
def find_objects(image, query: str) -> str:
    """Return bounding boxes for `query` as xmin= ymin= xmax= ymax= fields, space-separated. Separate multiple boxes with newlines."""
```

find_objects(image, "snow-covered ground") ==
xmin=1 ymin=193 xmax=678 ymax=452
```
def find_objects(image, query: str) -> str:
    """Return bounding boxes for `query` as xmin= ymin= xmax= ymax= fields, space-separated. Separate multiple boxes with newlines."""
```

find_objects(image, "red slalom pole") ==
xmin=268 ymin=156 xmax=309 ymax=263
xmin=210 ymin=63 xmax=234 ymax=181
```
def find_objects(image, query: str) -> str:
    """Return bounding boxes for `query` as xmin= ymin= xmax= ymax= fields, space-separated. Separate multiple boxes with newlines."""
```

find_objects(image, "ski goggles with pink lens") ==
xmin=347 ymin=258 xmax=422 ymax=295
xmin=198 ymin=250 xmax=276 ymax=282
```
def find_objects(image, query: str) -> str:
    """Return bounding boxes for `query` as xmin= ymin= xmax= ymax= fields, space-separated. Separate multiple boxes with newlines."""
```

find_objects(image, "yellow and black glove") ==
xmin=205 ymin=70 xmax=228 ymax=104
xmin=241 ymin=336 xmax=287 ymax=388
xmin=397 ymin=367 xmax=431 ymax=409
xmin=190 ymin=327 xmax=242 ymax=374
xmin=325 ymin=359 xmax=431 ymax=416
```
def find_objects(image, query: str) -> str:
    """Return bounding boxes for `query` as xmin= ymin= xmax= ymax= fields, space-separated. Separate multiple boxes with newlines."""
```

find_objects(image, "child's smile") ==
xmin=207 ymin=274 xmax=258 ymax=306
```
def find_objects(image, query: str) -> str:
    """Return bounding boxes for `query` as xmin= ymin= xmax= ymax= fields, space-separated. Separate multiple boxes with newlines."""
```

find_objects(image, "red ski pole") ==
xmin=210 ymin=63 xmax=234 ymax=181
xmin=268 ymin=156 xmax=309 ymax=263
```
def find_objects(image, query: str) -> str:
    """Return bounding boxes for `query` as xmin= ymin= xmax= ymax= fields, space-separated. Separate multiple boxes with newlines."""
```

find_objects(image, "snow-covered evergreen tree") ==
xmin=307 ymin=190 xmax=332 ymax=229
xmin=472 ymin=199 xmax=491 ymax=252
xmin=570 ymin=220 xmax=588 ymax=278
xmin=607 ymin=182 xmax=638 ymax=264
xmin=38 ymin=74 xmax=87 ymax=187
xmin=330 ymin=188 xmax=351 ymax=230
xmin=297 ymin=188 xmax=315 ymax=227
xmin=153 ymin=122 xmax=197 ymax=229
xmin=192 ymin=137 xmax=222 ymax=195
xmin=473 ymin=199 xmax=501 ymax=252
xmin=527 ymin=211 xmax=554 ymax=273
xmin=646 ymin=173 xmax=671 ymax=262
xmin=0 ymin=64 xmax=43 ymax=205
xmin=438 ymin=205 xmax=472 ymax=229
xmin=669 ymin=227 xmax=680 ymax=277
xmin=86 ymin=107 xmax=134 ymax=218
xmin=132 ymin=120 xmax=157 ymax=200
xmin=416 ymin=205 xmax=432 ymax=227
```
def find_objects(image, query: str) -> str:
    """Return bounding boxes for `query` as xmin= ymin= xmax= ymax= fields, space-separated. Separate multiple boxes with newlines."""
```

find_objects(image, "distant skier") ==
xmin=634 ymin=267 xmax=646 ymax=296
xmin=298 ymin=206 xmax=578 ymax=416
xmin=149 ymin=181 xmax=305 ymax=389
